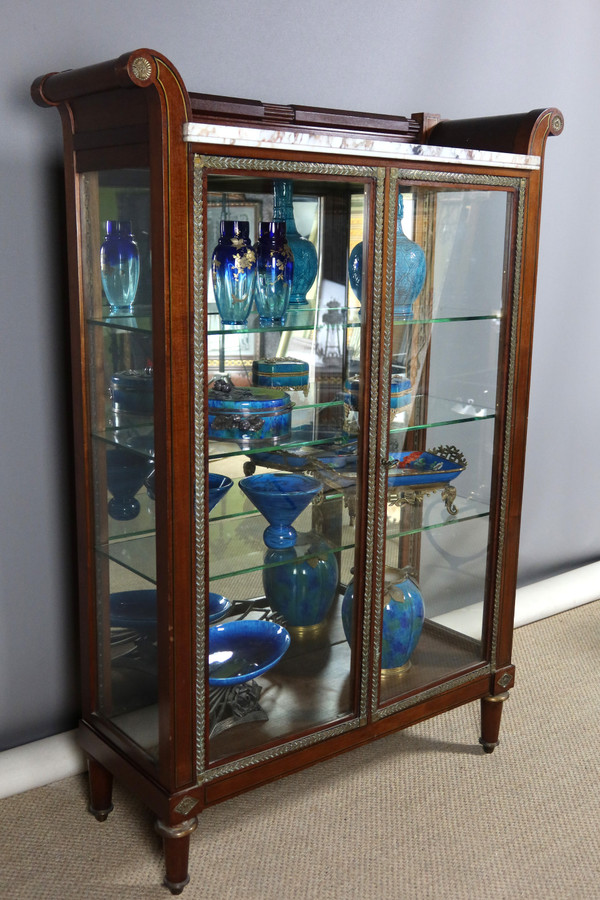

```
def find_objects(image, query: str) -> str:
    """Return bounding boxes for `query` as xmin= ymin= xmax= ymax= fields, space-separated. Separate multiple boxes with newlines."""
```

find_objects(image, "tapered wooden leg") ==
xmin=87 ymin=757 xmax=114 ymax=821
xmin=155 ymin=817 xmax=198 ymax=895
xmin=479 ymin=691 xmax=510 ymax=753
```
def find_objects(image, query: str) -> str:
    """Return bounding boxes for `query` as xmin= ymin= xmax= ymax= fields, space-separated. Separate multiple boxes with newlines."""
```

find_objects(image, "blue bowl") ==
xmin=110 ymin=590 xmax=157 ymax=637
xmin=208 ymin=620 xmax=291 ymax=686
xmin=208 ymin=591 xmax=231 ymax=623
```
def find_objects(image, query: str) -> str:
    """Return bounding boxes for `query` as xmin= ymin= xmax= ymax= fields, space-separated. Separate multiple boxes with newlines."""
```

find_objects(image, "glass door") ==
xmin=194 ymin=159 xmax=378 ymax=766
xmin=376 ymin=173 xmax=521 ymax=712
xmin=79 ymin=168 xmax=159 ymax=759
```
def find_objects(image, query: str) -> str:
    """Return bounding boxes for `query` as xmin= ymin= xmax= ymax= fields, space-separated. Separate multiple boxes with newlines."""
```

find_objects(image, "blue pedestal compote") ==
xmin=263 ymin=531 xmax=339 ymax=632
xmin=239 ymin=472 xmax=323 ymax=549
xmin=342 ymin=566 xmax=425 ymax=673
xmin=207 ymin=472 xmax=234 ymax=622
xmin=106 ymin=447 xmax=153 ymax=520
xmin=211 ymin=220 xmax=257 ymax=326
xmin=207 ymin=619 xmax=291 ymax=737
xmin=253 ymin=221 xmax=293 ymax=325
xmin=394 ymin=194 xmax=426 ymax=319
xmin=100 ymin=220 xmax=140 ymax=314
xmin=208 ymin=472 xmax=233 ymax=511
xmin=208 ymin=620 xmax=291 ymax=686
xmin=273 ymin=180 xmax=318 ymax=306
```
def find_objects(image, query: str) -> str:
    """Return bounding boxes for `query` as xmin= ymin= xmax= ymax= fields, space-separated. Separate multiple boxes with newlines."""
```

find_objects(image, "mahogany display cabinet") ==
xmin=31 ymin=49 xmax=562 ymax=893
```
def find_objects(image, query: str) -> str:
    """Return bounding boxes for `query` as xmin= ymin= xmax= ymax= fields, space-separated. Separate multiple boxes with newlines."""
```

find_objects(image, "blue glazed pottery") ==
xmin=207 ymin=380 xmax=293 ymax=447
xmin=100 ymin=220 xmax=140 ymax=313
xmin=252 ymin=356 xmax=309 ymax=393
xmin=342 ymin=567 xmax=425 ymax=671
xmin=273 ymin=180 xmax=318 ymax=306
xmin=208 ymin=472 xmax=234 ymax=512
xmin=348 ymin=241 xmax=363 ymax=303
xmin=208 ymin=592 xmax=231 ymax=623
xmin=208 ymin=619 xmax=291 ymax=686
xmin=110 ymin=589 xmax=157 ymax=638
xmin=239 ymin=472 xmax=323 ymax=549
xmin=110 ymin=368 xmax=154 ymax=415
xmin=253 ymin=221 xmax=293 ymax=324
xmin=211 ymin=220 xmax=257 ymax=326
xmin=263 ymin=531 xmax=339 ymax=629
xmin=394 ymin=194 xmax=426 ymax=318
xmin=106 ymin=446 xmax=153 ymax=520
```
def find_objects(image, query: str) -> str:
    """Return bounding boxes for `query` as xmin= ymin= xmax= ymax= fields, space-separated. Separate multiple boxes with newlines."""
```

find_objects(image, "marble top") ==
xmin=183 ymin=122 xmax=541 ymax=170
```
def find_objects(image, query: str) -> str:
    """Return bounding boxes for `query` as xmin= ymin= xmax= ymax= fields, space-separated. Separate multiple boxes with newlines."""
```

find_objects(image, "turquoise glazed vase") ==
xmin=263 ymin=532 xmax=339 ymax=630
xmin=394 ymin=194 xmax=426 ymax=318
xmin=211 ymin=220 xmax=256 ymax=325
xmin=100 ymin=220 xmax=140 ymax=313
xmin=342 ymin=566 xmax=425 ymax=671
xmin=273 ymin=180 xmax=318 ymax=305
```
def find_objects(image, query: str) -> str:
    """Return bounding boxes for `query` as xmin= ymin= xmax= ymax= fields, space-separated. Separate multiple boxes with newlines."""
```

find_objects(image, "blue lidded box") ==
xmin=208 ymin=379 xmax=293 ymax=447
xmin=252 ymin=357 xmax=309 ymax=396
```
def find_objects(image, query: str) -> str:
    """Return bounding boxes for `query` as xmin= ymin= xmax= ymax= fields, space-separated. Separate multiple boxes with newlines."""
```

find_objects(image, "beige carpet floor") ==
xmin=1 ymin=600 xmax=599 ymax=900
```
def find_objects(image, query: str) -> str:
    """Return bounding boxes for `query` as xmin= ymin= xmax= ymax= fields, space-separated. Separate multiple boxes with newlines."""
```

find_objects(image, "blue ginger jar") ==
xmin=253 ymin=221 xmax=293 ymax=325
xmin=273 ymin=180 xmax=318 ymax=306
xmin=394 ymin=194 xmax=426 ymax=318
xmin=342 ymin=566 xmax=424 ymax=671
xmin=100 ymin=220 xmax=140 ymax=313
xmin=263 ymin=532 xmax=339 ymax=631
xmin=211 ymin=220 xmax=257 ymax=325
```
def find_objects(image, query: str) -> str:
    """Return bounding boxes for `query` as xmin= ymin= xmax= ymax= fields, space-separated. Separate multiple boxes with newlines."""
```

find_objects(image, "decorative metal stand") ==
xmin=208 ymin=598 xmax=286 ymax=737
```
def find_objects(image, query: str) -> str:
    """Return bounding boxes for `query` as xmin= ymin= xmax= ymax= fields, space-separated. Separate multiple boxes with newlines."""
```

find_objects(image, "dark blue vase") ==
xmin=263 ymin=532 xmax=339 ymax=630
xmin=394 ymin=195 xmax=426 ymax=318
xmin=342 ymin=567 xmax=425 ymax=671
xmin=253 ymin=221 xmax=293 ymax=325
xmin=273 ymin=180 xmax=318 ymax=306
xmin=100 ymin=220 xmax=140 ymax=313
xmin=348 ymin=241 xmax=363 ymax=303
xmin=211 ymin=220 xmax=257 ymax=325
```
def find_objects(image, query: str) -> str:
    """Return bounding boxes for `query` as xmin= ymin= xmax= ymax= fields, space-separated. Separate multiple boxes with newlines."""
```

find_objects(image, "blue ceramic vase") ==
xmin=348 ymin=241 xmax=363 ymax=304
xmin=100 ymin=220 xmax=140 ymax=313
xmin=253 ymin=221 xmax=293 ymax=325
xmin=263 ymin=531 xmax=339 ymax=629
xmin=273 ymin=180 xmax=318 ymax=306
xmin=211 ymin=220 xmax=257 ymax=325
xmin=342 ymin=567 xmax=425 ymax=671
xmin=239 ymin=472 xmax=323 ymax=549
xmin=106 ymin=447 xmax=153 ymax=520
xmin=394 ymin=195 xmax=426 ymax=319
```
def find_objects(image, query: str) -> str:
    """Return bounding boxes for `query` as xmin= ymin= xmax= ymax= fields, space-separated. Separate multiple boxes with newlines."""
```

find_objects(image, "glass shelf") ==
xmin=87 ymin=306 xmax=153 ymax=334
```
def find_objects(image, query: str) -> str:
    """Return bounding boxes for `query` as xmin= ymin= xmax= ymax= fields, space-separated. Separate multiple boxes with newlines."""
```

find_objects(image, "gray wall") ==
xmin=2 ymin=1 xmax=599 ymax=750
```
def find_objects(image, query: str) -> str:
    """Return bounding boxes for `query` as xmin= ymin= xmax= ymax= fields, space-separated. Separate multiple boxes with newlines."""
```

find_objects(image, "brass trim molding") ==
xmin=193 ymin=154 xmax=379 ymax=779
xmin=374 ymin=664 xmax=492 ymax=721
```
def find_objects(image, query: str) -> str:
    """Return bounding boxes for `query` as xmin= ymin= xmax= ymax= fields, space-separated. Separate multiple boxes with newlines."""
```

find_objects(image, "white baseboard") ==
xmin=2 ymin=561 xmax=598 ymax=800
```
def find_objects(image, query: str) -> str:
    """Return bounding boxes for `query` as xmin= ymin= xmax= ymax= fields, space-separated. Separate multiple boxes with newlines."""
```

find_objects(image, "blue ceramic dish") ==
xmin=208 ymin=592 xmax=231 ymax=623
xmin=110 ymin=590 xmax=157 ymax=637
xmin=208 ymin=620 xmax=291 ymax=686
xmin=386 ymin=451 xmax=465 ymax=486
xmin=318 ymin=450 xmax=465 ymax=488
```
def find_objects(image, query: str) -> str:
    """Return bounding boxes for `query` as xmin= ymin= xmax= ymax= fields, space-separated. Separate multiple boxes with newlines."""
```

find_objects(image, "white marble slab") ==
xmin=183 ymin=122 xmax=541 ymax=170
